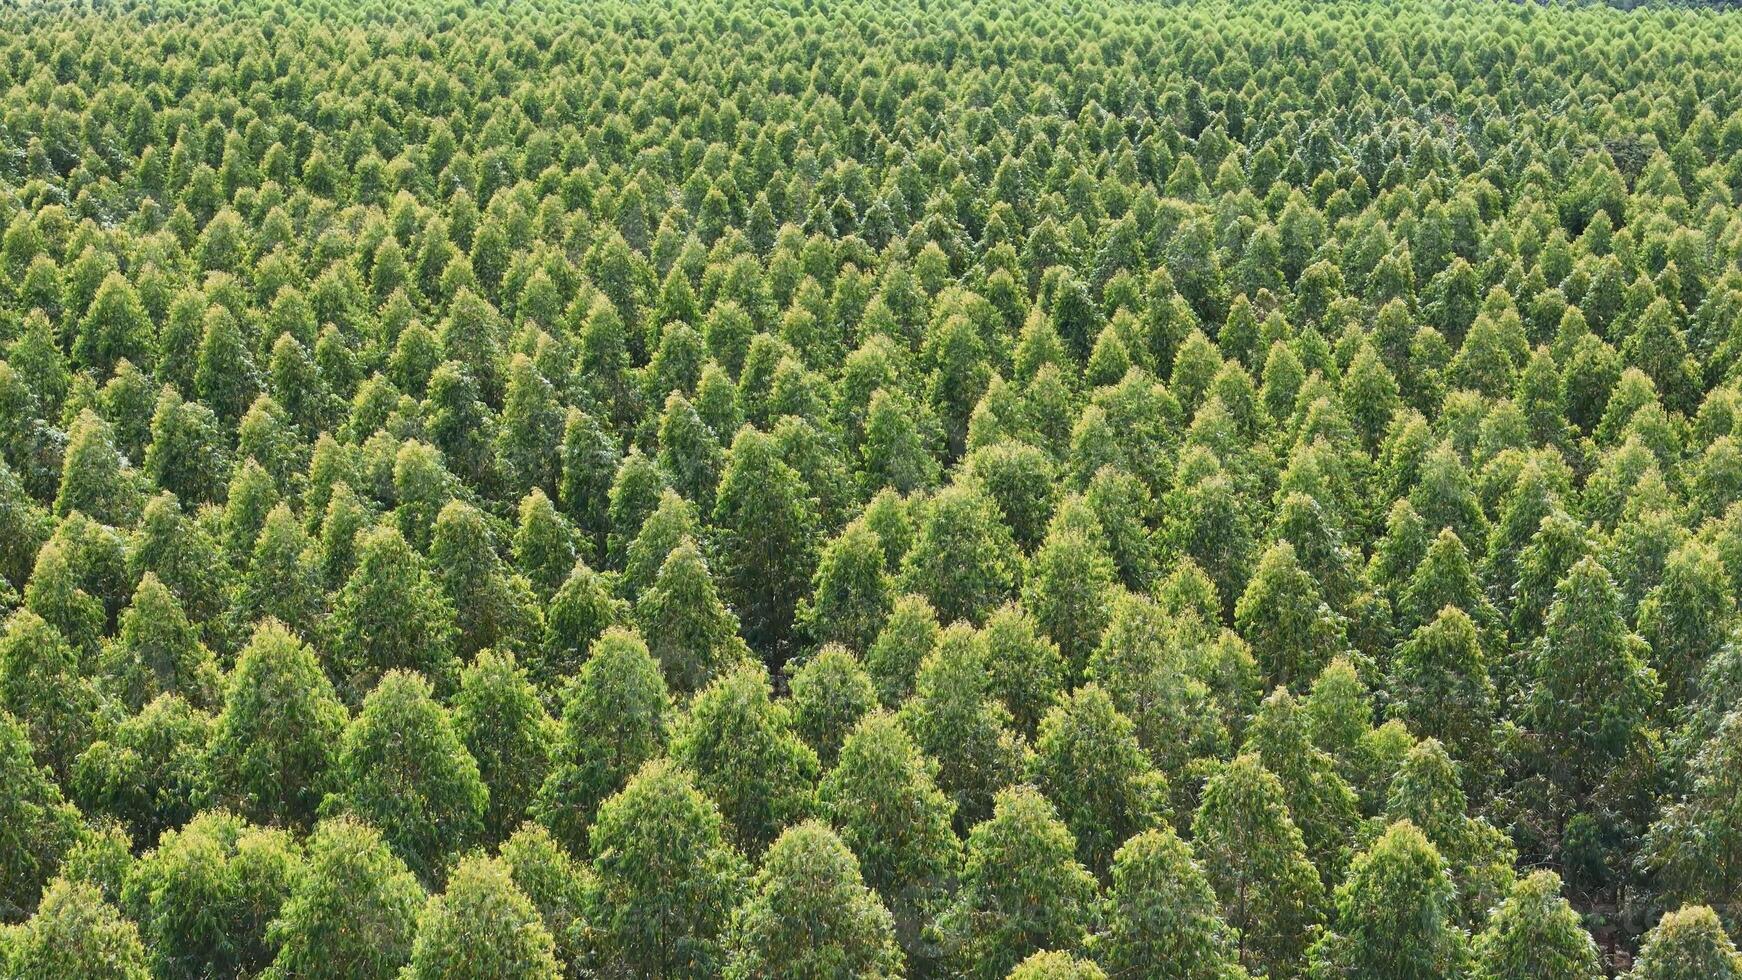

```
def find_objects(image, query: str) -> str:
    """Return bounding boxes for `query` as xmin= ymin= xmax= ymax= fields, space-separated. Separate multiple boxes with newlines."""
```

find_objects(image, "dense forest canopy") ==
xmin=3 ymin=0 xmax=1742 ymax=976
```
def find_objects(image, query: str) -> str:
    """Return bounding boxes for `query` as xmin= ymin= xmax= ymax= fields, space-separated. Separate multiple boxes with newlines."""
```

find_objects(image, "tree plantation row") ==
xmin=3 ymin=0 xmax=1742 ymax=977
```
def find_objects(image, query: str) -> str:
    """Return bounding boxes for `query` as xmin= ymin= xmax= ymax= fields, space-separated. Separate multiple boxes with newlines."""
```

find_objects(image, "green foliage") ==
xmin=57 ymin=822 xmax=132 ymax=908
xmin=1007 ymin=950 xmax=1109 ymax=980
xmin=1304 ymin=821 xmax=1467 ymax=980
xmin=0 ymin=461 xmax=51 ymax=594
xmin=0 ymin=709 xmax=87 ymax=922
xmin=1246 ymin=687 xmax=1361 ymax=886
xmin=10 ymin=0 xmax=1742 ymax=970
xmin=799 ymin=520 xmax=895 ymax=655
xmin=673 ymin=661 xmax=818 ymax=853
xmin=0 ymin=609 xmax=100 ymax=779
xmin=1386 ymin=740 xmax=1515 ymax=930
xmin=1519 ymin=557 xmax=1660 ymax=812
xmin=932 ymin=785 xmax=1101 ymax=980
xmin=900 ymin=482 xmax=1020 ymax=627
xmin=3 ymin=878 xmax=150 ymax=980
xmin=1471 ymin=871 xmax=1602 ymax=980
xmin=587 ymin=760 xmax=747 ymax=979
xmin=263 ymin=816 xmax=426 ymax=980
xmin=496 ymin=355 xmax=565 ymax=501
xmin=786 ymin=645 xmax=877 ymax=767
xmin=725 ymin=821 xmax=902 ymax=980
xmin=498 ymin=822 xmax=592 ymax=977
xmin=1388 ymin=606 xmax=1497 ymax=783
xmin=866 ymin=593 xmax=940 ymax=707
xmin=404 ymin=854 xmax=561 ymax=980
xmin=72 ymin=694 xmax=210 ymax=847
xmin=1642 ymin=710 xmax=1742 ymax=931
xmin=899 ymin=622 xmax=1026 ymax=829
xmin=1635 ymin=540 xmax=1733 ymax=707
xmin=430 ymin=500 xmax=542 ymax=660
xmin=326 ymin=525 xmax=460 ymax=702
xmin=621 ymin=489 xmax=702 ymax=601
xmin=1192 ymin=755 xmax=1325 ymax=977
xmin=862 ymin=387 xmax=942 ymax=495
xmin=1027 ymin=684 xmax=1167 ymax=875
xmin=514 ymin=489 xmax=580 ymax=601
xmin=535 ymin=627 xmax=670 ymax=853
xmin=713 ymin=426 xmax=818 ymax=662
xmin=1235 ymin=542 xmax=1348 ymax=689
xmin=982 ymin=602 xmax=1069 ymax=739
xmin=1085 ymin=591 xmax=1232 ymax=794
xmin=101 ymin=572 xmax=220 ymax=713
xmin=1626 ymin=906 xmax=1742 ymax=980
xmin=55 ymin=409 xmax=140 ymax=527
xmin=229 ymin=504 xmax=325 ymax=646
xmin=323 ymin=669 xmax=486 ymax=883
xmin=1097 ymin=827 xmax=1246 ymax=980
xmin=454 ymin=649 xmax=554 ymax=841
xmin=536 ymin=560 xmax=627 ymax=693
xmin=122 ymin=810 xmax=301 ymax=979
xmin=818 ymin=711 xmax=958 ymax=963
xmin=636 ymin=536 xmax=751 ymax=694
xmin=1303 ymin=657 xmax=1407 ymax=814
xmin=204 ymin=620 xmax=347 ymax=829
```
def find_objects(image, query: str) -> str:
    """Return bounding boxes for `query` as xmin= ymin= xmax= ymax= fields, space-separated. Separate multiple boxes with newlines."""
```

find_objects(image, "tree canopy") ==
xmin=1 ymin=0 xmax=1741 ymax=973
